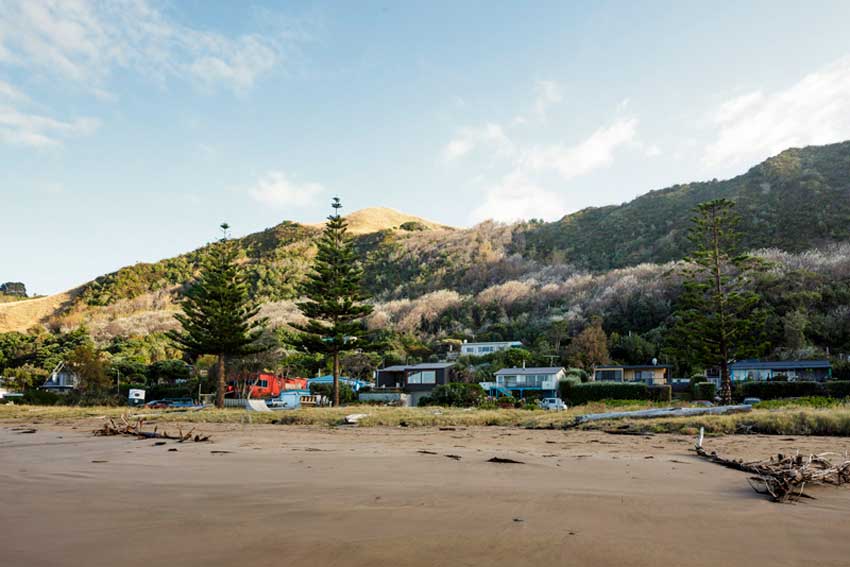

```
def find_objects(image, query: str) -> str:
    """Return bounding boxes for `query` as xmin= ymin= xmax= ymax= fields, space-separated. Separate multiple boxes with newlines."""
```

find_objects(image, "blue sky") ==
xmin=3 ymin=1 xmax=850 ymax=295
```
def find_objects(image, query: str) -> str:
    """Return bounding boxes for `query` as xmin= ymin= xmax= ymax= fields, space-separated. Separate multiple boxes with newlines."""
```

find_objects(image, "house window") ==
xmin=634 ymin=370 xmax=654 ymax=382
xmin=595 ymin=369 xmax=622 ymax=382
xmin=258 ymin=379 xmax=268 ymax=388
xmin=407 ymin=370 xmax=436 ymax=385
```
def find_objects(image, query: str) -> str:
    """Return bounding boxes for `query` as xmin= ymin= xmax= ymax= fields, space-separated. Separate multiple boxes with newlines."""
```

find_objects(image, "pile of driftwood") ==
xmin=94 ymin=415 xmax=210 ymax=443
xmin=693 ymin=428 xmax=850 ymax=502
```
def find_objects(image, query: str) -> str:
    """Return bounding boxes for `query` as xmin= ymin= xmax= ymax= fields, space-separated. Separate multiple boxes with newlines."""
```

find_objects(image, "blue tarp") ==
xmin=308 ymin=375 xmax=370 ymax=391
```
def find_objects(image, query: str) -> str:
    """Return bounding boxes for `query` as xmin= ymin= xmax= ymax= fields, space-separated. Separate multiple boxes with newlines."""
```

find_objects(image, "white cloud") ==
xmin=523 ymin=118 xmax=637 ymax=181
xmin=0 ymin=104 xmax=99 ymax=147
xmin=470 ymin=171 xmax=567 ymax=224
xmin=247 ymin=171 xmax=324 ymax=208
xmin=533 ymin=79 xmax=563 ymax=118
xmin=0 ymin=80 xmax=27 ymax=102
xmin=0 ymin=0 xmax=295 ymax=93
xmin=442 ymin=123 xmax=513 ymax=162
xmin=704 ymin=56 xmax=850 ymax=166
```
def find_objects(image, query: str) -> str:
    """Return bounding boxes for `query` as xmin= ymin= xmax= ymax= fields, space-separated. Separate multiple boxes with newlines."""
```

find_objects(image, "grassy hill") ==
xmin=3 ymin=141 xmax=850 ymax=339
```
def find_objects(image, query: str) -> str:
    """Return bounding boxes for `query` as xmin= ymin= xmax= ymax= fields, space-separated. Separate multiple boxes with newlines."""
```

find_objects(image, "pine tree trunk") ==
xmin=216 ymin=353 xmax=225 ymax=409
xmin=720 ymin=355 xmax=732 ymax=405
xmin=333 ymin=352 xmax=340 ymax=407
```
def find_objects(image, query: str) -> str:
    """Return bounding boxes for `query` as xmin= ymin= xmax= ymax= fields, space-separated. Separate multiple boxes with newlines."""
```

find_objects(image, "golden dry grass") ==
xmin=5 ymin=402 xmax=850 ymax=436
xmin=0 ymin=288 xmax=81 ymax=333
xmin=306 ymin=207 xmax=454 ymax=235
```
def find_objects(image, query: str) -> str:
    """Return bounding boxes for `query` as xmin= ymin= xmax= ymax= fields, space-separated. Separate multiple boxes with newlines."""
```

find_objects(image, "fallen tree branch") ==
xmin=693 ymin=427 xmax=850 ymax=502
xmin=93 ymin=416 xmax=210 ymax=443
xmin=573 ymin=404 xmax=752 ymax=426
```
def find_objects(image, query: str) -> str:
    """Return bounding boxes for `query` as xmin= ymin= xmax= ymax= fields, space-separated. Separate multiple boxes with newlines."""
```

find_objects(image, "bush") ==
xmin=692 ymin=382 xmax=716 ymax=401
xmin=20 ymin=389 xmax=63 ymax=405
xmin=740 ymin=381 xmax=822 ymax=400
xmin=754 ymin=396 xmax=842 ymax=410
xmin=833 ymin=361 xmax=850 ymax=381
xmin=563 ymin=382 xmax=648 ymax=405
xmin=425 ymin=383 xmax=486 ymax=407
xmin=496 ymin=395 xmax=515 ymax=408
xmin=648 ymin=385 xmax=672 ymax=403
xmin=825 ymin=381 xmax=850 ymax=399
xmin=309 ymin=382 xmax=357 ymax=404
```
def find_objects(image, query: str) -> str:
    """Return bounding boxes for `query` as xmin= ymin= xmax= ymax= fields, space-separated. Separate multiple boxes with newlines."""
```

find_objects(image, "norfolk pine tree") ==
xmin=167 ymin=224 xmax=267 ymax=408
xmin=672 ymin=199 xmax=767 ymax=404
xmin=294 ymin=198 xmax=374 ymax=406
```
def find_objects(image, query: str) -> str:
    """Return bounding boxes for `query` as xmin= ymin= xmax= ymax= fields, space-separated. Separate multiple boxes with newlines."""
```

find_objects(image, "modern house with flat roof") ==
xmin=729 ymin=360 xmax=832 ymax=382
xmin=593 ymin=364 xmax=671 ymax=385
xmin=481 ymin=367 xmax=567 ymax=398
xmin=375 ymin=362 xmax=457 ymax=406
xmin=460 ymin=341 xmax=523 ymax=357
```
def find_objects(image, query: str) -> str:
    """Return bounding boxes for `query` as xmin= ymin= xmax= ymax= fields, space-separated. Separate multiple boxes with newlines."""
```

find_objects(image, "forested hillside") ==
xmin=2 ymin=142 xmax=850 ymax=379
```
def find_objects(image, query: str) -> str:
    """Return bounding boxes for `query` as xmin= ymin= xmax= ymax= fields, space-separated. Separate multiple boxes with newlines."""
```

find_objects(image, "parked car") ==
xmin=742 ymin=397 xmax=762 ymax=405
xmin=539 ymin=397 xmax=567 ymax=411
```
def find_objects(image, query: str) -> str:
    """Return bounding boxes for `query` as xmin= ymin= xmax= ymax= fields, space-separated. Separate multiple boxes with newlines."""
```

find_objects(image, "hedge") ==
xmin=561 ymin=382 xmax=649 ymax=405
xmin=692 ymin=382 xmax=716 ymax=401
xmin=739 ymin=381 xmax=822 ymax=400
xmin=824 ymin=381 xmax=850 ymax=399
xmin=648 ymin=385 xmax=672 ymax=403
xmin=424 ymin=383 xmax=485 ymax=407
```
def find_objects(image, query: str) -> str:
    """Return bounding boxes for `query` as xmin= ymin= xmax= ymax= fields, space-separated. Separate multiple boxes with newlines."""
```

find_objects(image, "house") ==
xmin=375 ymin=362 xmax=457 ymax=406
xmin=482 ymin=367 xmax=567 ymax=398
xmin=40 ymin=362 xmax=79 ymax=393
xmin=593 ymin=364 xmax=671 ymax=385
xmin=729 ymin=359 xmax=832 ymax=382
xmin=459 ymin=340 xmax=523 ymax=357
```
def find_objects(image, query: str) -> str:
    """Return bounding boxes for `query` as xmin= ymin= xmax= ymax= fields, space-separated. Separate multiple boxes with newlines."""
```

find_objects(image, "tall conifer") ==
xmin=168 ymin=224 xmax=266 ymax=408
xmin=294 ymin=198 xmax=374 ymax=406
xmin=672 ymin=200 xmax=767 ymax=404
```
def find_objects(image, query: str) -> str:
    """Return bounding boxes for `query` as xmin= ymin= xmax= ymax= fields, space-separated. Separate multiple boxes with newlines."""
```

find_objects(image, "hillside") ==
xmin=523 ymin=142 xmax=850 ymax=269
xmin=3 ymin=141 xmax=850 ymax=338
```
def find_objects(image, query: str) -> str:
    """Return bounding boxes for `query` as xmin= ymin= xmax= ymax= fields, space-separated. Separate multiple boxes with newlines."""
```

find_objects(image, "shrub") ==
xmin=833 ymin=360 xmax=850 ymax=381
xmin=740 ymin=381 xmax=822 ymax=400
xmin=564 ymin=382 xmax=648 ymax=405
xmin=309 ymin=382 xmax=357 ymax=404
xmin=496 ymin=395 xmax=515 ymax=409
xmin=426 ymin=383 xmax=485 ymax=407
xmin=20 ymin=389 xmax=63 ymax=406
xmin=648 ymin=385 xmax=672 ymax=403
xmin=692 ymin=382 xmax=716 ymax=401
xmin=825 ymin=381 xmax=850 ymax=399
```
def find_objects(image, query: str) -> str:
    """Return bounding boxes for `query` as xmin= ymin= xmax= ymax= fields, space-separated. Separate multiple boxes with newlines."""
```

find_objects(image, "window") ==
xmin=258 ymin=379 xmax=268 ymax=388
xmin=407 ymin=370 xmax=436 ymax=385
xmin=595 ymin=369 xmax=623 ymax=382
xmin=634 ymin=370 xmax=654 ymax=382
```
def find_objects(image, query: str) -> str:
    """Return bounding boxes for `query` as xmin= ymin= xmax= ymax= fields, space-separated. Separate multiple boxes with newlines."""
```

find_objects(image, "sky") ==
xmin=3 ymin=0 xmax=850 ymax=295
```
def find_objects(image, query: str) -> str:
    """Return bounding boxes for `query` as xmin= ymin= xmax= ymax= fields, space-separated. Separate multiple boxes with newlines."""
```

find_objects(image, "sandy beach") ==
xmin=2 ymin=422 xmax=850 ymax=567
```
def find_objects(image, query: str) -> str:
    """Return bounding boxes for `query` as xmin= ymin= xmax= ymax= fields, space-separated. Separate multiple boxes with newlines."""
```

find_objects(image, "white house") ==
xmin=481 ymin=367 xmax=567 ymax=398
xmin=460 ymin=340 xmax=523 ymax=357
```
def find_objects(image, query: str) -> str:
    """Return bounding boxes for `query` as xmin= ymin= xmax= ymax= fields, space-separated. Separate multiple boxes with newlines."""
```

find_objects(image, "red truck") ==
xmin=248 ymin=374 xmax=308 ymax=399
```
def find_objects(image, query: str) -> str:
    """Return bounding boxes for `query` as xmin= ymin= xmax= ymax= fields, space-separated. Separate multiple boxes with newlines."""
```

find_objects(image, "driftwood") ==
xmin=94 ymin=415 xmax=210 ymax=443
xmin=574 ymin=405 xmax=751 ymax=426
xmin=693 ymin=427 xmax=850 ymax=502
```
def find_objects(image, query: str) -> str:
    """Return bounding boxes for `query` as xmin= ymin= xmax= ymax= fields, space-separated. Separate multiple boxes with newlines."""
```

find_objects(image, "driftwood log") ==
xmin=94 ymin=415 xmax=210 ymax=443
xmin=693 ymin=427 xmax=850 ymax=502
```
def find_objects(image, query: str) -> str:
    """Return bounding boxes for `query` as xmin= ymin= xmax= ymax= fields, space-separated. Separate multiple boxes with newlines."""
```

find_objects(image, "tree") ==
xmin=68 ymin=344 xmax=112 ymax=404
xmin=671 ymin=199 xmax=767 ymax=404
xmin=293 ymin=198 xmax=374 ymax=406
xmin=566 ymin=317 xmax=609 ymax=373
xmin=167 ymin=224 xmax=267 ymax=408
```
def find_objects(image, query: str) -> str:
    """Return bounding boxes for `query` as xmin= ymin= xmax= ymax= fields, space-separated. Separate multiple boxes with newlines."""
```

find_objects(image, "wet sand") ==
xmin=2 ymin=422 xmax=850 ymax=567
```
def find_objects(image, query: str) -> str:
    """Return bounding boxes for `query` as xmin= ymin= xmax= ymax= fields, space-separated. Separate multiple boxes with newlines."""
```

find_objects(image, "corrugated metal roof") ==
xmin=730 ymin=359 xmax=831 ymax=370
xmin=379 ymin=362 xmax=455 ymax=372
xmin=595 ymin=365 xmax=672 ymax=370
xmin=495 ymin=367 xmax=565 ymax=376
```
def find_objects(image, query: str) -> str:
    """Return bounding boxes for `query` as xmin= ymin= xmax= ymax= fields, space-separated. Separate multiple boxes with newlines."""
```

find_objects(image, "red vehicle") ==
xmin=225 ymin=373 xmax=307 ymax=399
